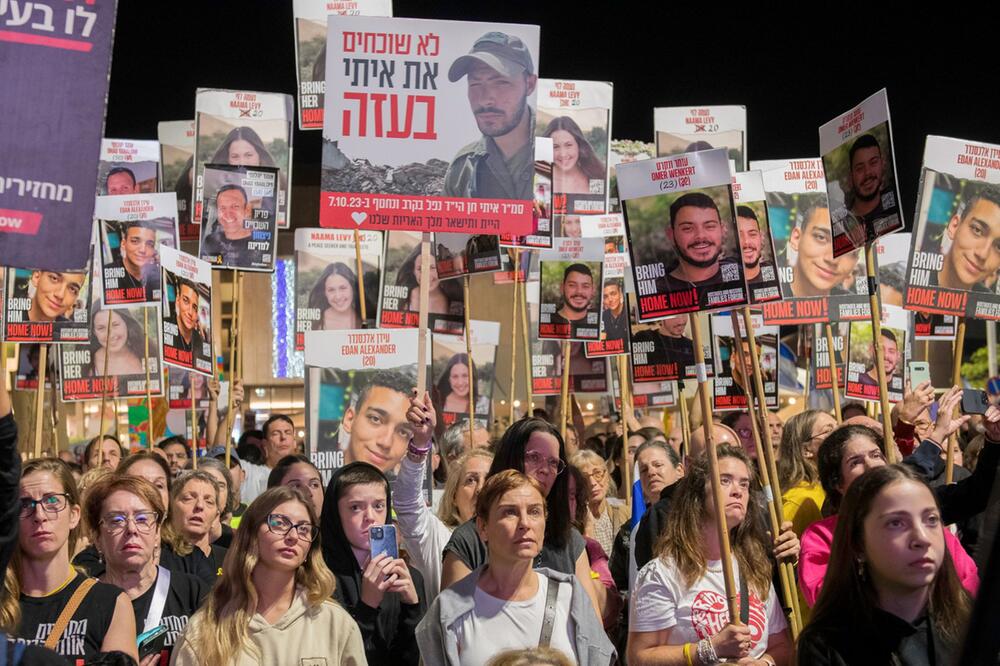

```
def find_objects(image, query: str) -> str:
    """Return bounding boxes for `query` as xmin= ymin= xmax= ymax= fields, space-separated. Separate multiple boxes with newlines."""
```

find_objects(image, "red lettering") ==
xmin=380 ymin=311 xmax=406 ymax=326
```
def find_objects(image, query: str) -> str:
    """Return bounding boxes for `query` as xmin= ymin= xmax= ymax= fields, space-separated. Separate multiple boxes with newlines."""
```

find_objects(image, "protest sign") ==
xmin=433 ymin=232 xmax=502 ymax=280
xmin=812 ymin=322 xmax=848 ymax=391
xmin=193 ymin=89 xmax=294 ymax=229
xmin=304 ymin=328 xmax=420 ymax=478
xmin=320 ymin=16 xmax=540 ymax=235
xmin=819 ymin=89 xmax=904 ymax=256
xmin=609 ymin=139 xmax=655 ymax=214
xmin=158 ymin=120 xmax=199 ymax=241
xmin=160 ymin=247 xmax=213 ymax=375
xmin=526 ymin=282 xmax=560 ymax=395
xmin=166 ymin=365 xmax=211 ymax=410
xmin=563 ymin=341 xmax=608 ymax=393
xmin=538 ymin=237 xmax=604 ymax=341
xmin=295 ymin=228 xmax=383 ymax=349
xmin=4 ymin=267 xmax=89 ymax=343
xmin=379 ymin=230 xmax=464 ymax=334
xmin=198 ymin=164 xmax=279 ymax=271
xmin=630 ymin=380 xmax=676 ymax=409
xmin=654 ymin=106 xmax=747 ymax=171
xmin=15 ymin=344 xmax=55 ymax=391
xmin=493 ymin=247 xmax=535 ymax=284
xmin=845 ymin=304 xmax=908 ymax=403
xmin=712 ymin=313 xmax=777 ymax=411
xmin=904 ymin=135 xmax=1000 ymax=320
xmin=579 ymin=214 xmax=628 ymax=357
xmin=432 ymin=320 xmax=499 ymax=426
xmin=630 ymin=309 xmax=714 ymax=383
xmin=732 ymin=171 xmax=781 ymax=304
xmin=619 ymin=148 xmax=747 ymax=320
xmin=96 ymin=193 xmax=179 ymax=307
xmin=292 ymin=0 xmax=394 ymax=130
xmin=98 ymin=139 xmax=160 ymax=195
xmin=499 ymin=137 xmax=553 ymax=249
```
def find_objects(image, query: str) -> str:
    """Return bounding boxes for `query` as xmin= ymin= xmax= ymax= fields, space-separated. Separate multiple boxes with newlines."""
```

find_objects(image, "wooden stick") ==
xmin=509 ymin=249 xmax=520 ymax=424
xmin=865 ymin=244 xmax=896 ymax=461
xmin=825 ymin=323 xmax=842 ymax=421
xmin=190 ymin=387 xmax=198 ymax=470
xmin=689 ymin=312 xmax=738 ymax=620
xmin=224 ymin=271 xmax=244 ymax=468
xmin=678 ymin=380 xmax=691 ymax=461
xmin=947 ymin=318 xmax=966 ymax=484
xmin=33 ymin=344 xmax=47 ymax=459
xmin=463 ymin=275 xmax=475 ymax=442
xmin=354 ymin=228 xmax=368 ymax=326
xmin=416 ymin=234 xmax=431 ymax=393
xmin=617 ymin=355 xmax=632 ymax=507
xmin=520 ymin=265 xmax=533 ymax=414
xmin=560 ymin=340 xmax=570 ymax=442
xmin=97 ymin=308 xmax=114 ymax=441
xmin=143 ymin=307 xmax=153 ymax=448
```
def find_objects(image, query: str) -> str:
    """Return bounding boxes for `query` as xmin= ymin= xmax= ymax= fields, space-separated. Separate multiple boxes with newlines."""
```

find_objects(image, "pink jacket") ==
xmin=799 ymin=514 xmax=979 ymax=606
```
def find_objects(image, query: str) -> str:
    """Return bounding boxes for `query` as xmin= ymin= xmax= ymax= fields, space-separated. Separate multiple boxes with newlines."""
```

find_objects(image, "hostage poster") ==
xmin=845 ymin=305 xmax=908 ymax=404
xmin=4 ymin=266 xmax=89 ymax=343
xmin=630 ymin=309 xmax=714 ymax=383
xmin=431 ymin=320 xmax=499 ymax=427
xmin=812 ymin=321 xmax=848 ymax=391
xmin=198 ymin=164 xmax=279 ymax=271
xmin=904 ymin=135 xmax=1000 ymax=321
xmin=732 ymin=170 xmax=781 ymax=304
xmin=538 ymin=237 xmax=604 ymax=341
xmin=96 ymin=193 xmax=179 ymax=307
xmin=15 ymin=344 xmax=55 ymax=391
xmin=711 ymin=313 xmax=777 ymax=411
xmin=581 ymin=214 xmax=629 ymax=357
xmin=433 ymin=232 xmax=502 ymax=280
xmin=193 ymin=88 xmax=294 ymax=229
xmin=158 ymin=120 xmax=198 ymax=241
xmin=619 ymin=147 xmax=747 ymax=320
xmin=160 ymin=246 xmax=213 ymax=376
xmin=609 ymin=139 xmax=655 ymax=214
xmin=305 ymin=328 xmax=420 ymax=478
xmin=654 ymin=105 xmax=747 ymax=171
xmin=0 ymin=0 xmax=117 ymax=272
xmin=320 ymin=16 xmax=540 ymax=235
xmin=292 ymin=0 xmax=394 ymax=130
xmin=295 ymin=228 xmax=383 ymax=349
xmin=499 ymin=137 xmax=553 ymax=249
xmin=379 ymin=230 xmax=464 ymax=334
xmin=97 ymin=139 xmax=160 ymax=195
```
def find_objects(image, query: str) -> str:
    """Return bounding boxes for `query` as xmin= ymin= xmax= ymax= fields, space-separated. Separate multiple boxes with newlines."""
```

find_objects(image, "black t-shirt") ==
xmin=130 ymin=569 xmax=207 ymax=661
xmin=18 ymin=572 xmax=123 ymax=663
xmin=443 ymin=519 xmax=586 ymax=575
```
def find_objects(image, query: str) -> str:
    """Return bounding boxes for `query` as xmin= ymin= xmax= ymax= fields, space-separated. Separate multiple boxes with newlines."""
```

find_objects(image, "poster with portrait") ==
xmin=158 ymin=120 xmax=198 ymax=241
xmin=538 ymin=237 xmax=604 ymax=341
xmin=812 ymin=321 xmax=848 ymax=391
xmin=15 ymin=344 xmax=55 ymax=391
xmin=198 ymin=164 xmax=279 ymax=271
xmin=96 ymin=193 xmax=179 ymax=307
xmin=536 ymin=78 xmax=613 ymax=238
xmin=819 ymin=89 xmax=904 ymax=256
xmin=654 ymin=106 xmax=747 ymax=171
xmin=320 ymin=16 xmax=540 ymax=235
xmin=526 ymin=282 xmax=560 ymax=396
xmin=292 ymin=0 xmax=394 ymax=130
xmin=845 ymin=305 xmax=908 ymax=403
xmin=166 ymin=364 xmax=212 ymax=409
xmin=160 ymin=247 xmax=213 ymax=376
xmin=500 ymin=137 xmax=554 ymax=249
xmin=433 ymin=232 xmax=502 ymax=280
xmin=0 ymin=0 xmax=116 ymax=273
xmin=97 ymin=139 xmax=160 ymax=197
xmin=380 ymin=230 xmax=464 ymax=334
xmin=620 ymin=148 xmax=747 ymax=320
xmin=904 ymin=135 xmax=1000 ymax=321
xmin=711 ymin=313 xmax=777 ymax=411
xmin=581 ymin=214 xmax=628 ymax=357
xmin=295 ymin=228 xmax=383 ymax=349
xmin=432 ymin=320 xmax=499 ymax=427
xmin=193 ymin=88 xmax=294 ymax=229
xmin=304 ymin=328 xmax=421 ymax=479
xmin=630 ymin=308 xmax=714 ymax=383
xmin=609 ymin=140 xmax=656 ymax=214
xmin=757 ymin=159 xmax=870 ymax=325
xmin=732 ymin=171 xmax=781 ymax=304
xmin=561 ymin=342 xmax=608 ymax=393
xmin=4 ymin=266 xmax=89 ymax=343
xmin=629 ymin=381 xmax=677 ymax=410
xmin=493 ymin=247 xmax=535 ymax=284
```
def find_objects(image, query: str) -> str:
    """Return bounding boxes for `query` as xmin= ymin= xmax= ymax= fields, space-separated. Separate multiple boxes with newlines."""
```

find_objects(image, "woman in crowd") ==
xmin=417 ymin=470 xmax=616 ymax=665
xmin=3 ymin=459 xmax=137 ymax=662
xmin=308 ymin=262 xmax=366 ymax=331
xmin=397 ymin=243 xmax=463 ymax=317
xmin=396 ymin=391 xmax=493 ymax=597
xmin=320 ymin=461 xmax=425 ymax=664
xmin=566 ymin=464 xmax=620 ymax=629
xmin=542 ymin=116 xmax=607 ymax=195
xmin=570 ymin=449 xmax=629 ymax=557
xmin=439 ymin=417 xmax=602 ymax=617
xmin=86 ymin=305 xmax=147 ymax=378
xmin=798 ymin=465 xmax=972 ymax=663
xmin=84 ymin=474 xmax=206 ymax=665
xmin=435 ymin=353 xmax=488 ymax=417
xmin=198 ymin=457 xmax=237 ymax=547
xmin=173 ymin=486 xmax=366 ymax=665
xmin=267 ymin=454 xmax=325 ymax=511
xmin=628 ymin=445 xmax=793 ymax=666
xmin=777 ymin=410 xmax=836 ymax=537
xmin=83 ymin=433 xmax=127 ymax=472
xmin=162 ymin=471 xmax=227 ymax=582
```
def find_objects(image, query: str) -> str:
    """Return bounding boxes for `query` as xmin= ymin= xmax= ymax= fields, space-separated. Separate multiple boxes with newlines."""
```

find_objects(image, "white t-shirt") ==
xmin=630 ymin=556 xmax=787 ymax=659
xmin=454 ymin=573 xmax=577 ymax=666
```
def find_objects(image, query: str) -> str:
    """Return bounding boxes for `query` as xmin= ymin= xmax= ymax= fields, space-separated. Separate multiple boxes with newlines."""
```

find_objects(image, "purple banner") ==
xmin=0 ymin=0 xmax=118 ymax=271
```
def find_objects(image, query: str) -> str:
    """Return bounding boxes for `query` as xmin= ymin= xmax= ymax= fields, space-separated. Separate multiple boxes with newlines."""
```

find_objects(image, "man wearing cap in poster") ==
xmin=444 ymin=32 xmax=537 ymax=201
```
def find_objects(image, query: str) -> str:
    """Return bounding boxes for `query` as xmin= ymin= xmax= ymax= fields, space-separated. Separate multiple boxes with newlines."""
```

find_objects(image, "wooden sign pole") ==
xmin=825 ymin=323 xmax=842 ymax=421
xmin=865 ymin=244 xmax=896 ymax=461
xmin=416 ymin=234 xmax=431 ymax=393
xmin=520 ymin=268 xmax=533 ymax=413
xmin=509 ymin=249 xmax=520 ymax=424
xmin=560 ymin=340 xmax=570 ymax=442
xmin=617 ymin=355 xmax=632 ymax=507
xmin=947 ymin=318 xmax=967 ymax=484
xmin=463 ymin=275 xmax=475 ymax=443
xmin=354 ymin=229 xmax=368 ymax=326
xmin=143 ymin=308 xmax=154 ymax=448
xmin=32 ymin=344 xmax=47 ymax=459
xmin=678 ymin=380 xmax=691 ymax=460
xmin=190 ymin=391 xmax=198 ymax=470
xmin=224 ymin=271 xmax=244 ymax=468
xmin=97 ymin=309 xmax=114 ymax=440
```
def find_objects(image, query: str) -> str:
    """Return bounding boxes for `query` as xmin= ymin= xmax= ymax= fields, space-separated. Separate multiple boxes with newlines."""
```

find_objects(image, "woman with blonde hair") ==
xmin=172 ymin=486 xmax=365 ymax=665
xmin=777 ymin=409 xmax=836 ymax=537
xmin=569 ymin=449 xmax=629 ymax=556
xmin=161 ymin=471 xmax=227 ymax=582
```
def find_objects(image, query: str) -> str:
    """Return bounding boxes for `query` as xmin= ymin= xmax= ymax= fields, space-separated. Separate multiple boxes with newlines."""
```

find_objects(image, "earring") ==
xmin=856 ymin=558 xmax=865 ymax=580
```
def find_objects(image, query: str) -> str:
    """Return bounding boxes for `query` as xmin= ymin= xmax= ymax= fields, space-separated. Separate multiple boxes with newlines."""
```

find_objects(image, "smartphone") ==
xmin=369 ymin=524 xmax=399 ymax=560
xmin=961 ymin=389 xmax=990 ymax=415
xmin=137 ymin=625 xmax=168 ymax=659
xmin=908 ymin=361 xmax=931 ymax=389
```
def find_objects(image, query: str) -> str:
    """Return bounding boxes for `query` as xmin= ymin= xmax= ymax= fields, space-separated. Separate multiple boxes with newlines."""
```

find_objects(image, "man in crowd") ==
xmin=239 ymin=414 xmax=299 ymax=503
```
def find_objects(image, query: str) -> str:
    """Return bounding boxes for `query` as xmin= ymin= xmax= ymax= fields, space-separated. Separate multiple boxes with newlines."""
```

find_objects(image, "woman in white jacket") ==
xmin=395 ymin=391 xmax=492 ymax=597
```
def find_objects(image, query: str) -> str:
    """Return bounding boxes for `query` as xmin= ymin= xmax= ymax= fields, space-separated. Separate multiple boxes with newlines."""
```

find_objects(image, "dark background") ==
xmin=105 ymin=1 xmax=996 ymax=353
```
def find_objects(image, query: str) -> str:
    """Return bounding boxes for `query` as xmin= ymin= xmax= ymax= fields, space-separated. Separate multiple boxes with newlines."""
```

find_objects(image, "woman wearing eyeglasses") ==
xmin=173 ymin=486 xmax=365 ymax=665
xmin=569 ymin=450 xmax=629 ymax=557
xmin=2 ymin=459 xmax=138 ymax=662
xmin=777 ymin=410 xmax=837 ymax=538
xmin=83 ymin=474 xmax=207 ymax=665
xmin=440 ymin=418 xmax=602 ymax=619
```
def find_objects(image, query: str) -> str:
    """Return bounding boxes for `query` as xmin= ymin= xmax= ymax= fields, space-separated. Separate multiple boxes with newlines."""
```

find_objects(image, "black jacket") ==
xmin=0 ymin=415 xmax=19 ymax=585
xmin=321 ymin=462 xmax=426 ymax=665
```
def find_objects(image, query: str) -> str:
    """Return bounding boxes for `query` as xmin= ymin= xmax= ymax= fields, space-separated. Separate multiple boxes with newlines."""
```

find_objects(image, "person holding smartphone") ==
xmin=320 ymin=461 xmax=426 ymax=664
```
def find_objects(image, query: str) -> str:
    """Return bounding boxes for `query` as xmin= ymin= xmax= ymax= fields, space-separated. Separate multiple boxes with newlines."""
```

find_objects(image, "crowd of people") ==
xmin=1 ymin=371 xmax=998 ymax=665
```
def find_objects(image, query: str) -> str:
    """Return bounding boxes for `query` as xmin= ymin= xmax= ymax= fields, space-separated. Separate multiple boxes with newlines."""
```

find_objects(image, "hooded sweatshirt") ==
xmin=321 ymin=462 xmax=427 ymax=665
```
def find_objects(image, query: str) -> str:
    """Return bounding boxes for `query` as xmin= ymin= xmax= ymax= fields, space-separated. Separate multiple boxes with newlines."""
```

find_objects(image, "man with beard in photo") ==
xmin=657 ymin=191 xmax=740 ymax=297
xmin=736 ymin=205 xmax=765 ymax=284
xmin=842 ymin=133 xmax=898 ymax=246
xmin=550 ymin=263 xmax=596 ymax=331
